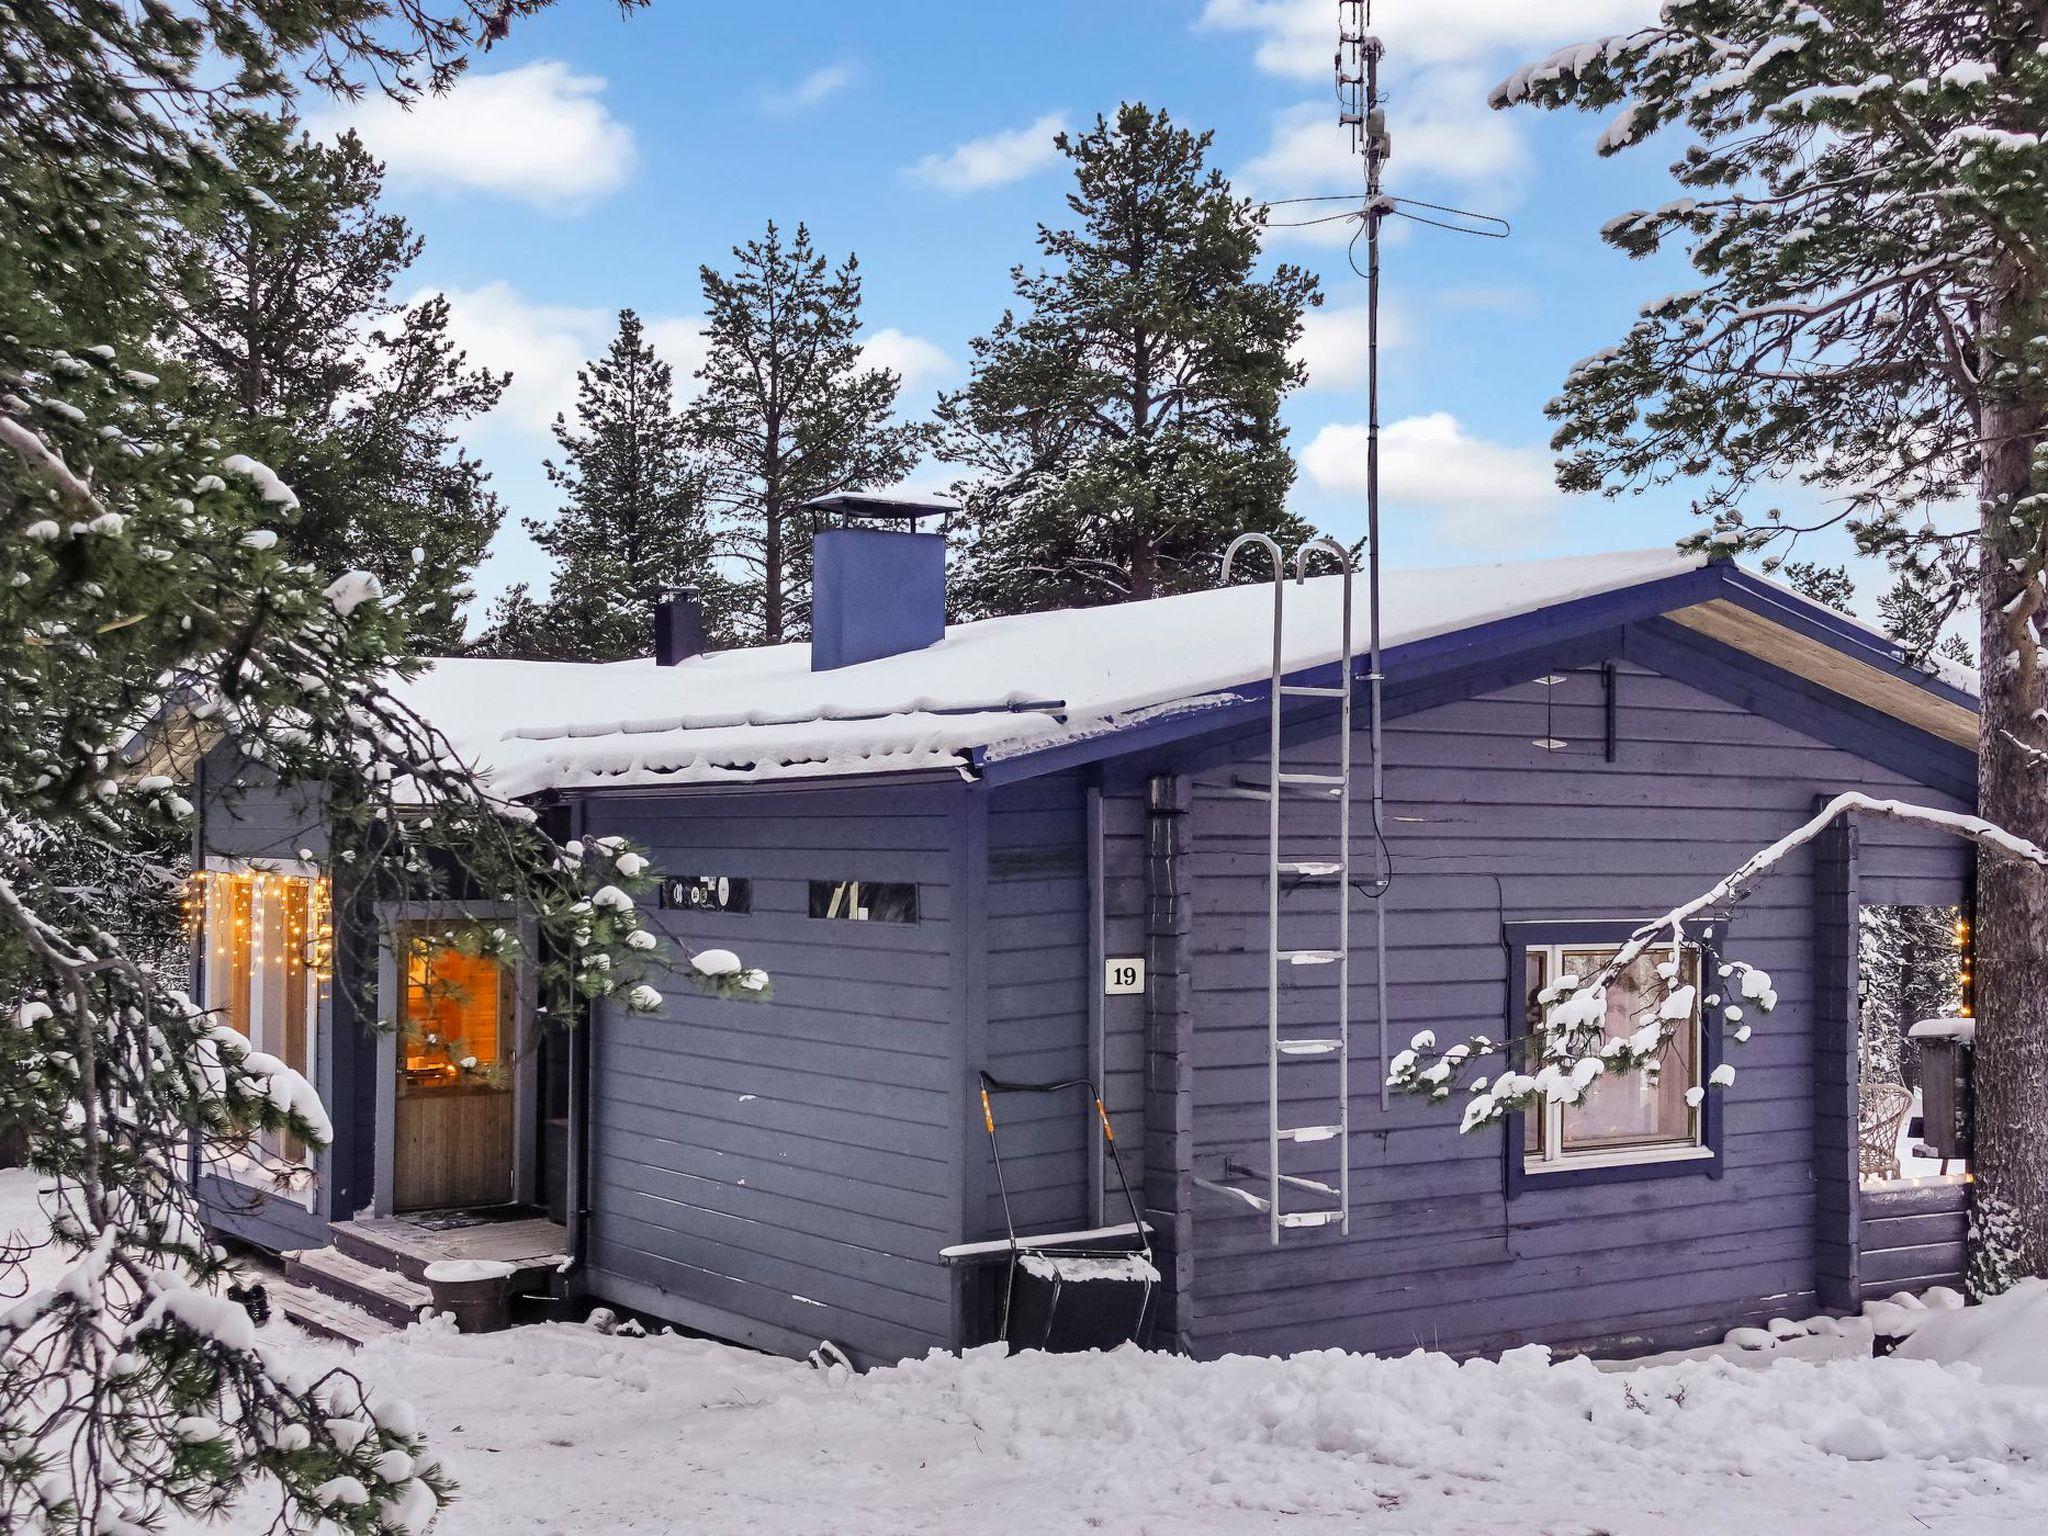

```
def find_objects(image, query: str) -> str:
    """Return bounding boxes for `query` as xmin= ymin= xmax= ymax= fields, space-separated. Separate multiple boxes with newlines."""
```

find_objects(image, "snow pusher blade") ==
xmin=978 ymin=1070 xmax=1157 ymax=1352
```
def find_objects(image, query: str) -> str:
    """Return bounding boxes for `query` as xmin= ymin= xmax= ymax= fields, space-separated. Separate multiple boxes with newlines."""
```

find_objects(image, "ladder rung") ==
xmin=1277 ymin=1038 xmax=1342 ymax=1056
xmin=1279 ymin=1210 xmax=1344 ymax=1229
xmin=1279 ymin=1124 xmax=1340 ymax=1143
xmin=1280 ymin=949 xmax=1342 ymax=965
xmin=1277 ymin=771 xmax=1345 ymax=786
xmin=1276 ymin=859 xmax=1342 ymax=876
xmin=1280 ymin=684 xmax=1347 ymax=698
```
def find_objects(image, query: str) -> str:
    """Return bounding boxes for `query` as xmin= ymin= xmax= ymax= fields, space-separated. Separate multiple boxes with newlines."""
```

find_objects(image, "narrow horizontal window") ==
xmin=809 ymin=879 xmax=918 ymax=924
xmin=659 ymin=874 xmax=752 ymax=914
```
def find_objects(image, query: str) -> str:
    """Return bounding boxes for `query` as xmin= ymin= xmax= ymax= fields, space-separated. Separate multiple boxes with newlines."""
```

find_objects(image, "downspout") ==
xmin=1086 ymin=782 xmax=1106 ymax=1227
xmin=560 ymin=794 xmax=595 ymax=1303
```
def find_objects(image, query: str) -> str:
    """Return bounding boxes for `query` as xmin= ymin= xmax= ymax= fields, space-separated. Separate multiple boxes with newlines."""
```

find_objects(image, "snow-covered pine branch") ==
xmin=1389 ymin=793 xmax=2048 ymax=1132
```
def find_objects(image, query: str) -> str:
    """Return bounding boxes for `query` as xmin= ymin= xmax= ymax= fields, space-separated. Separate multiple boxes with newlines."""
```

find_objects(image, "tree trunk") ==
xmin=1130 ymin=537 xmax=1156 ymax=602
xmin=1972 ymin=358 xmax=2048 ymax=1278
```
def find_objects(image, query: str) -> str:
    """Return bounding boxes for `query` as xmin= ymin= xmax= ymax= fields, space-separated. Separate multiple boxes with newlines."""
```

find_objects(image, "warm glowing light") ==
xmin=186 ymin=867 xmax=333 ymax=979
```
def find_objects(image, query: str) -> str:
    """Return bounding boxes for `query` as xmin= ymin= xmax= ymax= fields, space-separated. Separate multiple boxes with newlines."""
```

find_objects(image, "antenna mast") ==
xmin=1337 ymin=1 xmax=1395 ymax=1107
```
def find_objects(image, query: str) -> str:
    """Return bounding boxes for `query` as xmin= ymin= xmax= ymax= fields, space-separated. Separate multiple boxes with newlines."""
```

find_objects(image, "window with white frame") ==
xmin=1521 ymin=942 xmax=1706 ymax=1171
xmin=194 ymin=861 xmax=328 ymax=1184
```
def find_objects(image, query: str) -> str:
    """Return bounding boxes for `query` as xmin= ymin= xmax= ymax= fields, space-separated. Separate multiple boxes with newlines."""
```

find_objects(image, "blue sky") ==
xmin=313 ymin=0 xmax=1872 ymax=621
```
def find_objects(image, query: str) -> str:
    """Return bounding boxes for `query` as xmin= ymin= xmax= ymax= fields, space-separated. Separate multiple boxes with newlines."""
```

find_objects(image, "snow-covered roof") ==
xmin=404 ymin=548 xmax=1719 ymax=796
xmin=401 ymin=548 xmax=1982 ymax=796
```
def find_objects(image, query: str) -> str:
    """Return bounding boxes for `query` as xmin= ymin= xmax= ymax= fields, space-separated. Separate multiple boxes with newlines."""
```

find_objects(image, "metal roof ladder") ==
xmin=1215 ymin=533 xmax=1355 ymax=1244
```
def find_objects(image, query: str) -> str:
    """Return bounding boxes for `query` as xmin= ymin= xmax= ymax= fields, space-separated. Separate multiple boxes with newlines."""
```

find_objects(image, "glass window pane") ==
xmin=808 ymin=880 xmax=918 ymax=923
xmin=401 ymin=930 xmax=507 ymax=1092
xmin=1558 ymin=946 xmax=1699 ymax=1151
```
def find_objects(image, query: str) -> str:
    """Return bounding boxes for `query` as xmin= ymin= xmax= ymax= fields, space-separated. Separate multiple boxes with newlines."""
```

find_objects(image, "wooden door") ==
xmin=394 ymin=928 xmax=517 ymax=1212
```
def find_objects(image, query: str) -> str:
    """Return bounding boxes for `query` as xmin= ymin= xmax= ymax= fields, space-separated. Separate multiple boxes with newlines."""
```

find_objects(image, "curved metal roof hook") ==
xmin=1291 ymin=535 xmax=1354 ymax=585
xmin=1220 ymin=531 xmax=1285 ymax=587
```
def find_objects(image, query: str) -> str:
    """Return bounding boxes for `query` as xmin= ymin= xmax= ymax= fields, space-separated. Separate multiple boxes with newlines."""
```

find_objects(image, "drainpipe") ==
xmin=1086 ymin=782 xmax=1106 ymax=1227
xmin=559 ymin=794 xmax=595 ymax=1304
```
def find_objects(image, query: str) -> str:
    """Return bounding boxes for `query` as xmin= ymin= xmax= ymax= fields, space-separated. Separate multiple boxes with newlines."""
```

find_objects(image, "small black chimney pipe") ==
xmin=653 ymin=587 xmax=705 ymax=667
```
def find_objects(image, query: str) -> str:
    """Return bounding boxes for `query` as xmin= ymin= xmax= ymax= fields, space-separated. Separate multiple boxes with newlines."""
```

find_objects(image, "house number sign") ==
xmin=1104 ymin=957 xmax=1145 ymax=995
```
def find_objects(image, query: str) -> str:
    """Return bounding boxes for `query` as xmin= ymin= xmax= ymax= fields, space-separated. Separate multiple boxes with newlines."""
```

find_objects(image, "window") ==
xmin=194 ymin=862 xmax=329 ymax=1183
xmin=1521 ymin=941 xmax=1707 ymax=1172
xmin=809 ymin=879 xmax=918 ymax=924
xmin=398 ymin=926 xmax=511 ymax=1092
xmin=659 ymin=874 xmax=752 ymax=914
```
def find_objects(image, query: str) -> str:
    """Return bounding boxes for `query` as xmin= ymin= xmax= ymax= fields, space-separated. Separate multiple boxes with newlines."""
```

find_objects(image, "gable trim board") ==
xmin=1665 ymin=599 xmax=1975 ymax=748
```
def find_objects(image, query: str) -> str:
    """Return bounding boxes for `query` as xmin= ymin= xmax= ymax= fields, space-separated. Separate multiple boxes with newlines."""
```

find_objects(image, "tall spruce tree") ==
xmin=686 ymin=221 xmax=924 ymax=644
xmin=1480 ymin=2 xmax=2048 ymax=1279
xmin=160 ymin=121 xmax=507 ymax=649
xmin=501 ymin=310 xmax=723 ymax=660
xmin=936 ymin=104 xmax=1320 ymax=616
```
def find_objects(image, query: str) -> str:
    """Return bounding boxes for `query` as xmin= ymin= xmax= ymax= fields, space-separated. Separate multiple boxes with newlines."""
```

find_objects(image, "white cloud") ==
xmin=642 ymin=318 xmax=711 ymax=386
xmin=862 ymin=328 xmax=954 ymax=393
xmin=315 ymin=61 xmax=635 ymax=212
xmin=428 ymin=284 xmax=710 ymax=437
xmin=1290 ymin=302 xmax=1408 ymax=391
xmin=1197 ymin=0 xmax=1657 ymax=79
xmin=1242 ymin=72 xmax=1526 ymax=215
xmin=1301 ymin=411 xmax=1571 ymax=547
xmin=429 ymin=287 xmax=936 ymax=441
xmin=907 ymin=113 xmax=1067 ymax=193
xmin=765 ymin=60 xmax=859 ymax=114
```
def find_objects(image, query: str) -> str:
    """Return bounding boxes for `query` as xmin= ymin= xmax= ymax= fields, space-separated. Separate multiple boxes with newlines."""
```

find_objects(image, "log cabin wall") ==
xmin=1177 ymin=658 xmax=1971 ymax=1360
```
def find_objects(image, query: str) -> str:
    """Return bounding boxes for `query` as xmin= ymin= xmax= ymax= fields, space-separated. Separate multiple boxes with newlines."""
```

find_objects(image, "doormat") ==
xmin=405 ymin=1205 xmax=530 ymax=1233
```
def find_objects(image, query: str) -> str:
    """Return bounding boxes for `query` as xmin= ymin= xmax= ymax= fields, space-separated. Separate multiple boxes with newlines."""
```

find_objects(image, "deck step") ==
xmin=268 ymin=1274 xmax=400 ymax=1348
xmin=330 ymin=1214 xmax=568 ymax=1286
xmin=1277 ymin=1038 xmax=1342 ymax=1057
xmin=285 ymin=1246 xmax=431 ymax=1328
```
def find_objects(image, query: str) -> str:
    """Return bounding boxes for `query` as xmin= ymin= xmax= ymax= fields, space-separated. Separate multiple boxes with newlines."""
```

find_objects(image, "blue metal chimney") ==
xmin=805 ymin=496 xmax=950 ymax=671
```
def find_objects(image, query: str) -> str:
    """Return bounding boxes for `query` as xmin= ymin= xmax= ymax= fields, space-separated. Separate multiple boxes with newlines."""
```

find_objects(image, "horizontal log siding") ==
xmin=1858 ymin=1181 xmax=1970 ymax=1299
xmin=581 ymin=783 xmax=969 ymax=1365
xmin=981 ymin=776 xmax=1092 ymax=1236
xmin=1183 ymin=661 xmax=1970 ymax=1359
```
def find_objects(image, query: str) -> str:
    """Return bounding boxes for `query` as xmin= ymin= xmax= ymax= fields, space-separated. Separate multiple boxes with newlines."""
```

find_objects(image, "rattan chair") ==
xmin=1858 ymin=1081 xmax=1914 ymax=1181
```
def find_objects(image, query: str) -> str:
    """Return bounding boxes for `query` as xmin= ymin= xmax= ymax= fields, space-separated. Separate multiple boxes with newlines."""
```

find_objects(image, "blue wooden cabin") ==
xmin=172 ymin=524 xmax=1981 ymax=1364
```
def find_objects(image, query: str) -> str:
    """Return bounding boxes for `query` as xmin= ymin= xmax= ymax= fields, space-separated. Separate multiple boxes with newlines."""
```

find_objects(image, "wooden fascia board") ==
xmin=1664 ymin=598 xmax=1977 ymax=749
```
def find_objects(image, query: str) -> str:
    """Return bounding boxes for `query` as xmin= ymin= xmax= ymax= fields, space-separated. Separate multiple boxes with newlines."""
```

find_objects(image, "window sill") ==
xmin=1516 ymin=1143 xmax=1716 ymax=1193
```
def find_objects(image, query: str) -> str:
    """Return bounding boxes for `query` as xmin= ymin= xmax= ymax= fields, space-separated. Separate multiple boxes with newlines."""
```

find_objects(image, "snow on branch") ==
xmin=1390 ymin=793 xmax=2042 ymax=1134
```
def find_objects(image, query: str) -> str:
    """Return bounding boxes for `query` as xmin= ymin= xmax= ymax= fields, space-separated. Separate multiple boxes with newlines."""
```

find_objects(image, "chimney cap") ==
xmin=803 ymin=493 xmax=955 ymax=527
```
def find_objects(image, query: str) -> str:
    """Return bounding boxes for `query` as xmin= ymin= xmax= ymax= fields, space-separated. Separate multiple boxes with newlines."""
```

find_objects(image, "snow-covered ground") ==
xmin=6 ymin=1170 xmax=2048 ymax=1535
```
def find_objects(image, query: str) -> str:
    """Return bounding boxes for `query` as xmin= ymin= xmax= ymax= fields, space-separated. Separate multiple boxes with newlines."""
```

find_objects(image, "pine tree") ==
xmin=0 ymin=4 xmax=730 ymax=1529
xmin=1779 ymin=560 xmax=1857 ymax=613
xmin=160 ymin=122 xmax=507 ymax=650
xmin=937 ymin=104 xmax=1320 ymax=616
xmin=686 ymin=221 xmax=925 ymax=644
xmin=1492 ymin=2 xmax=2048 ymax=1278
xmin=499 ymin=310 xmax=725 ymax=661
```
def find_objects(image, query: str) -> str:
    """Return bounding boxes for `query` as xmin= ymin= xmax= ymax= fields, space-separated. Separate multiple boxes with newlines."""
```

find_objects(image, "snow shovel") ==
xmin=978 ymin=1070 xmax=1158 ymax=1352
